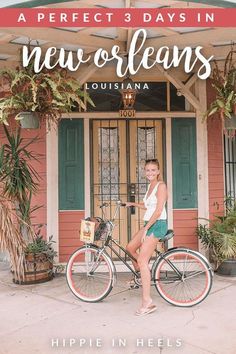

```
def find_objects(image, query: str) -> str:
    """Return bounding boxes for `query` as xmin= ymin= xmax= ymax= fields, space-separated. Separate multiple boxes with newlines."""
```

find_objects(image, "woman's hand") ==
xmin=124 ymin=202 xmax=146 ymax=210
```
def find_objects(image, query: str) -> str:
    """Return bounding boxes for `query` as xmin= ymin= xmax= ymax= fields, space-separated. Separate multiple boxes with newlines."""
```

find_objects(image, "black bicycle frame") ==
xmin=106 ymin=236 xmax=138 ymax=276
xmin=103 ymin=235 xmax=183 ymax=281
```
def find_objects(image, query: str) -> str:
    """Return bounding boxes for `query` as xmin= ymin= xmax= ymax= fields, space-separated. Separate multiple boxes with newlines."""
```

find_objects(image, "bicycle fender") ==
xmin=151 ymin=247 xmax=213 ymax=278
xmin=166 ymin=247 xmax=212 ymax=269
xmin=106 ymin=256 xmax=117 ymax=287
xmin=164 ymin=246 xmax=179 ymax=252
xmin=165 ymin=246 xmax=200 ymax=252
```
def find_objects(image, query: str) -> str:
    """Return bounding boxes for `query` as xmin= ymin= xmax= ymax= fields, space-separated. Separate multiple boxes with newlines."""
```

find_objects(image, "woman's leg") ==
xmin=126 ymin=229 xmax=145 ymax=271
xmin=137 ymin=235 xmax=159 ymax=308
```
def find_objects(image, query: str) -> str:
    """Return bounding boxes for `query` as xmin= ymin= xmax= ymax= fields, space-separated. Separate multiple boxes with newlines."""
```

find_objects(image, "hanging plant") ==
xmin=0 ymin=63 xmax=94 ymax=130
xmin=205 ymin=47 xmax=236 ymax=137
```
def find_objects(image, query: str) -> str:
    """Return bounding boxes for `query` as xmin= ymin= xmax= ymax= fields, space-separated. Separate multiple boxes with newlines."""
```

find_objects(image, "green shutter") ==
xmin=59 ymin=119 xmax=84 ymax=210
xmin=172 ymin=118 xmax=197 ymax=209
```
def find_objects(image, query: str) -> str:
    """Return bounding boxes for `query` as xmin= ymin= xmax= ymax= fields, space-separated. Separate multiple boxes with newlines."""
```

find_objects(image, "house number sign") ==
xmin=119 ymin=110 xmax=136 ymax=118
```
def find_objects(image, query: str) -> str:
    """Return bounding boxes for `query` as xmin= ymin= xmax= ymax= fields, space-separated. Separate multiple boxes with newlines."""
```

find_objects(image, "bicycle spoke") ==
xmin=154 ymin=250 xmax=212 ymax=307
xmin=66 ymin=246 xmax=114 ymax=302
xmin=184 ymin=270 xmax=209 ymax=280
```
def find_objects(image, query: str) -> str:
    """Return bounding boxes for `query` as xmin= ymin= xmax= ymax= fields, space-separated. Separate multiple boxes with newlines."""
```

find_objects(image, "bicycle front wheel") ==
xmin=153 ymin=248 xmax=213 ymax=307
xmin=66 ymin=245 xmax=115 ymax=302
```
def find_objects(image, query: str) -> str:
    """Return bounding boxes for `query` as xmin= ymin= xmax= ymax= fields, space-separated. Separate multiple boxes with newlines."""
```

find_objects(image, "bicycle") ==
xmin=66 ymin=201 xmax=213 ymax=307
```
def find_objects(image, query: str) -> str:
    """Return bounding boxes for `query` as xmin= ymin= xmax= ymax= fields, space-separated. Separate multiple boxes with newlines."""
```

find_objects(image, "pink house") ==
xmin=0 ymin=0 xmax=235 ymax=263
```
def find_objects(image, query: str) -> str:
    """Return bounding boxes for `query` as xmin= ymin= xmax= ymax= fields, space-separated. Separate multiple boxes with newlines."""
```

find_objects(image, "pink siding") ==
xmin=0 ymin=121 xmax=47 ymax=237
xmin=173 ymin=210 xmax=198 ymax=250
xmin=59 ymin=211 xmax=84 ymax=262
xmin=206 ymin=79 xmax=225 ymax=220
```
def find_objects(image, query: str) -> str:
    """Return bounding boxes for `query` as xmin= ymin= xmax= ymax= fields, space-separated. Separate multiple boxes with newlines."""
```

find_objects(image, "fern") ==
xmin=0 ymin=66 xmax=94 ymax=127
xmin=197 ymin=204 xmax=236 ymax=266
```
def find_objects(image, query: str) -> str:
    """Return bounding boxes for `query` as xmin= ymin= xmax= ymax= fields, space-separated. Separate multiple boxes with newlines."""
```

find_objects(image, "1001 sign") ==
xmin=119 ymin=110 xmax=136 ymax=118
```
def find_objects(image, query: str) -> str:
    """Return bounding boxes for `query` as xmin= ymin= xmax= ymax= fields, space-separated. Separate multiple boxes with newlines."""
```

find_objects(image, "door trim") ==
xmin=60 ymin=112 xmax=196 ymax=119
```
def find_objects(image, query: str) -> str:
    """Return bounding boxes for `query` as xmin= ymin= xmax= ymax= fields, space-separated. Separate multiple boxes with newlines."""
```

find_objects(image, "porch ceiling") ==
xmin=0 ymin=0 xmax=235 ymax=83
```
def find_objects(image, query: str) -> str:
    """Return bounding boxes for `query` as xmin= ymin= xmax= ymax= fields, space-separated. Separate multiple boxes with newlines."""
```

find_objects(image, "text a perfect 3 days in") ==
xmin=17 ymin=10 xmax=215 ymax=25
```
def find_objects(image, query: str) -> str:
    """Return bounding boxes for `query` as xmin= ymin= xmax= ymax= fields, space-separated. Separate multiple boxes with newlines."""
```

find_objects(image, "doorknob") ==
xmin=130 ymin=183 xmax=136 ymax=195
xmin=129 ymin=183 xmax=136 ymax=215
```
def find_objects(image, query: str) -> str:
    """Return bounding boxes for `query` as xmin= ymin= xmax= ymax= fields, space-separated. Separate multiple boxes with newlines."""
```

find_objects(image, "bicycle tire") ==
xmin=66 ymin=244 xmax=115 ymax=302
xmin=153 ymin=248 xmax=213 ymax=307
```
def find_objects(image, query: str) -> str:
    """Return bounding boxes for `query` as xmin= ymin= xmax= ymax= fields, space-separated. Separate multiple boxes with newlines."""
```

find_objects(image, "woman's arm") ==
xmin=125 ymin=201 xmax=146 ymax=210
xmin=143 ymin=183 xmax=168 ymax=231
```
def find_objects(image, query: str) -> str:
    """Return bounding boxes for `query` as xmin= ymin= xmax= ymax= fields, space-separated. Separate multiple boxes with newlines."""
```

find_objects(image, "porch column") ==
xmin=196 ymin=79 xmax=209 ymax=255
xmin=84 ymin=117 xmax=91 ymax=218
xmin=46 ymin=126 xmax=59 ymax=262
xmin=166 ymin=117 xmax=174 ymax=248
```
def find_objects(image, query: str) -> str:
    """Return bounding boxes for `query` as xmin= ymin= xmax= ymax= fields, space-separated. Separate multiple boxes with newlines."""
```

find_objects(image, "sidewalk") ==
xmin=0 ymin=261 xmax=236 ymax=354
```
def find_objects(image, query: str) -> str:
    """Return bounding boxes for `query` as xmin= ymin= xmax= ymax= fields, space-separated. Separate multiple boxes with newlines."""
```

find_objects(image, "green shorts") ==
xmin=144 ymin=220 xmax=168 ymax=240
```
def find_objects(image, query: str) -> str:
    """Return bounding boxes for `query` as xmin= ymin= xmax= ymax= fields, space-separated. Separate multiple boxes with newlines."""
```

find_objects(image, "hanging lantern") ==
xmin=120 ymin=77 xmax=137 ymax=109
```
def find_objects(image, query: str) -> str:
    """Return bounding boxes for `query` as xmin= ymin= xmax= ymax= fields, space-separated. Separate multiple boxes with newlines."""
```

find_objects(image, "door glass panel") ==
xmin=137 ymin=127 xmax=156 ymax=195
xmin=92 ymin=120 xmax=127 ymax=255
xmin=98 ymin=127 xmax=119 ymax=200
xmin=129 ymin=120 xmax=163 ymax=239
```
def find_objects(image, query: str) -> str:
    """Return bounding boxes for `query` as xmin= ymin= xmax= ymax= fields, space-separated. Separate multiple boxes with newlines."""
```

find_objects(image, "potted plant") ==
xmin=0 ymin=125 xmax=39 ymax=240
xmin=206 ymin=48 xmax=236 ymax=136
xmin=0 ymin=64 xmax=94 ymax=129
xmin=0 ymin=126 xmax=56 ymax=283
xmin=13 ymin=232 xmax=57 ymax=285
xmin=197 ymin=202 xmax=236 ymax=276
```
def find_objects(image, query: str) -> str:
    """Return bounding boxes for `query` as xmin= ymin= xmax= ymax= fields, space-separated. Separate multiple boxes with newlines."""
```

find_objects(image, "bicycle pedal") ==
xmin=127 ymin=278 xmax=140 ymax=289
xmin=129 ymin=284 xmax=140 ymax=289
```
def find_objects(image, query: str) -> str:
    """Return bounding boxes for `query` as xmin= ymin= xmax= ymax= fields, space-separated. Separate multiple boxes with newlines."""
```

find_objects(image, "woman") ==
xmin=126 ymin=159 xmax=168 ymax=316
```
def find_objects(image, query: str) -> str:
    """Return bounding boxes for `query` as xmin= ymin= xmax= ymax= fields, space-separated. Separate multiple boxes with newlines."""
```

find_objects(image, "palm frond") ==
xmin=0 ymin=196 xmax=26 ymax=280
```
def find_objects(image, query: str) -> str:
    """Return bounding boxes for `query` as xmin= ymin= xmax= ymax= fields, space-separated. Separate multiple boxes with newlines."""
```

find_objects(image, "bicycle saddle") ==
xmin=162 ymin=229 xmax=174 ymax=242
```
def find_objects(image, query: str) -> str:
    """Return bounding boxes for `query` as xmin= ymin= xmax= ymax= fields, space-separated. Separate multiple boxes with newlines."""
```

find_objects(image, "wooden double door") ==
xmin=91 ymin=119 xmax=164 ymax=249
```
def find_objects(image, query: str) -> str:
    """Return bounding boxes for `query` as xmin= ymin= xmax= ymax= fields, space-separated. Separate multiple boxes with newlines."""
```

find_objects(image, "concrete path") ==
xmin=0 ymin=261 xmax=236 ymax=354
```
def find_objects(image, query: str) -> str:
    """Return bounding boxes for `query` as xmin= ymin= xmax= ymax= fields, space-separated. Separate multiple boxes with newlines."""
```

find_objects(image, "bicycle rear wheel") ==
xmin=66 ymin=245 xmax=115 ymax=302
xmin=153 ymin=248 xmax=213 ymax=307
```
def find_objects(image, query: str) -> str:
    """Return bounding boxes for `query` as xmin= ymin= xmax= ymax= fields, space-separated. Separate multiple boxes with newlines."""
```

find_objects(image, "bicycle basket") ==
xmin=94 ymin=220 xmax=110 ymax=241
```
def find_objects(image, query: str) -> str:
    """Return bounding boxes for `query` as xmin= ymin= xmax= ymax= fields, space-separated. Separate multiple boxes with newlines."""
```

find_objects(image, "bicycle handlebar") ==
xmin=99 ymin=200 xmax=127 ymax=208
xmin=99 ymin=200 xmax=127 ymax=222
xmin=99 ymin=202 xmax=109 ymax=208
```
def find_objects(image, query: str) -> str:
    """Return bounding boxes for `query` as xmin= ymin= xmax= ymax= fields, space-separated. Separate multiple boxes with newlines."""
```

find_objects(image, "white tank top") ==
xmin=143 ymin=182 xmax=167 ymax=221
